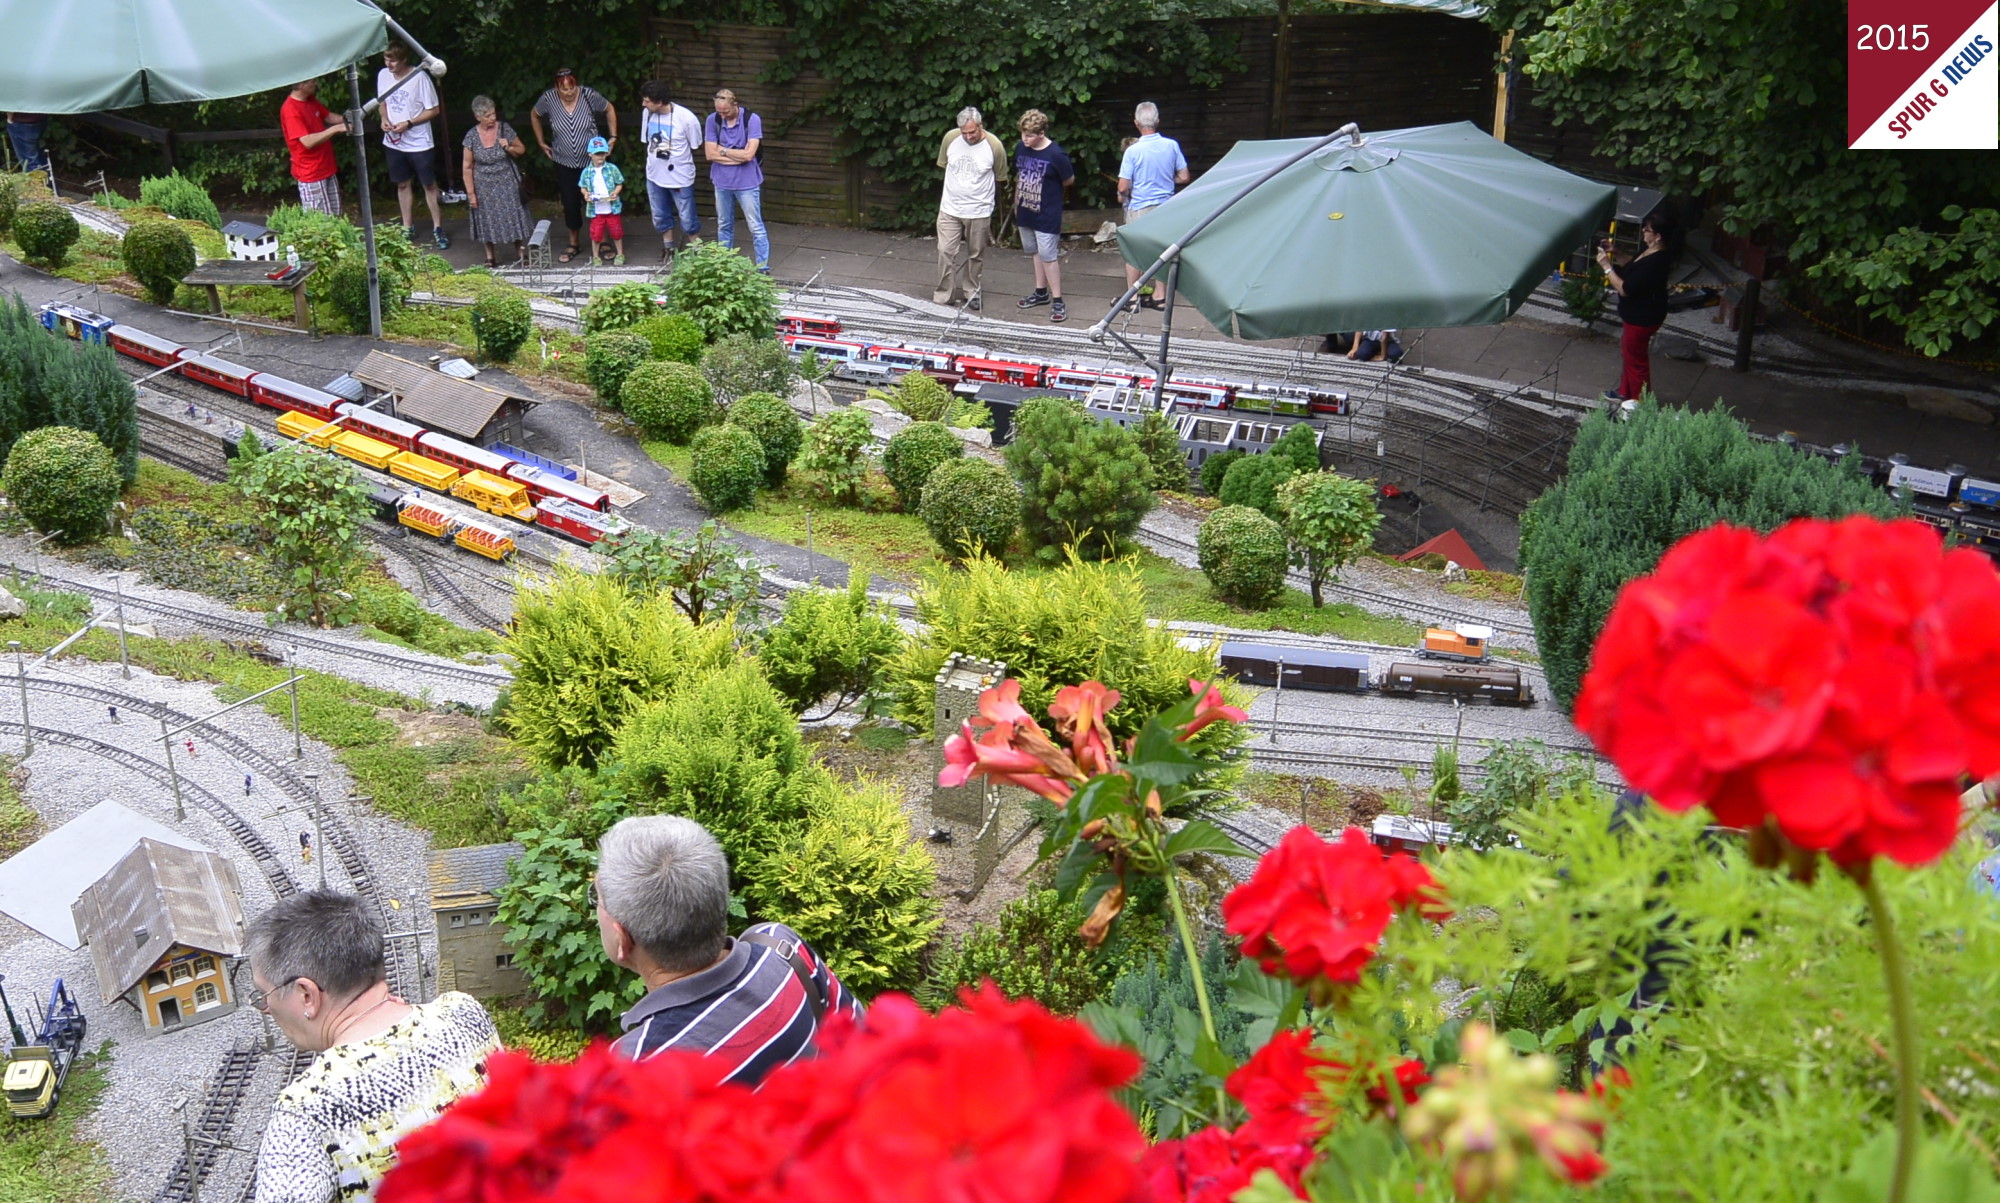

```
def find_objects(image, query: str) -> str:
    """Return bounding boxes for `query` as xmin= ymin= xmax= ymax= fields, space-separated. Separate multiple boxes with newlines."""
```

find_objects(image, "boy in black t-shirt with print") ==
xmin=1012 ymin=109 xmax=1076 ymax=323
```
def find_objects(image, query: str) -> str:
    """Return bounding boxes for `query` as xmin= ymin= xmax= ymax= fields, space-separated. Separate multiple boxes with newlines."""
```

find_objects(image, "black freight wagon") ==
xmin=1218 ymin=642 xmax=1371 ymax=692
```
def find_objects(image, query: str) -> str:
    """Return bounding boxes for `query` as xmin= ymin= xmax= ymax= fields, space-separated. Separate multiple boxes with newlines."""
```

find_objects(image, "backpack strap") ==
xmin=739 ymin=929 xmax=828 ymax=1025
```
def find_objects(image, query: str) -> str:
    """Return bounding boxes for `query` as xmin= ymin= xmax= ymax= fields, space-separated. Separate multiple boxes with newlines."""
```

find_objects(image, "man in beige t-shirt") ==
xmin=934 ymin=107 xmax=1010 ymax=311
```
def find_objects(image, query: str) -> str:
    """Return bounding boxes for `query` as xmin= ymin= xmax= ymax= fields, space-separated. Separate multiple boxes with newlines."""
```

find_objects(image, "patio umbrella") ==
xmin=0 ymin=0 xmax=392 ymax=112
xmin=1110 ymin=121 xmax=1616 ymax=342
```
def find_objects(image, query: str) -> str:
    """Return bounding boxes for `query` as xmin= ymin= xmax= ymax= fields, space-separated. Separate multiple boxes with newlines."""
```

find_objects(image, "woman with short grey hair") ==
xmin=461 ymin=94 xmax=533 ymax=268
xmin=247 ymin=890 xmax=498 ymax=1203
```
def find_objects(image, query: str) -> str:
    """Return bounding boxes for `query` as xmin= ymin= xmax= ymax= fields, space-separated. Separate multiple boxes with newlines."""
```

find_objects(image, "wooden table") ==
xmin=180 ymin=259 xmax=318 ymax=327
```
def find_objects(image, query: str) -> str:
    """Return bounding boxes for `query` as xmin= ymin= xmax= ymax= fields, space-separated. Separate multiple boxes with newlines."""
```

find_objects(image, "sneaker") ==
xmin=1051 ymin=299 xmax=1067 ymax=323
xmin=757 ymin=265 xmax=772 ymax=275
xmin=966 ymin=295 xmax=982 ymax=313
xmin=1018 ymin=289 xmax=1052 ymax=309
xmin=614 ymin=253 xmax=626 ymax=266
xmin=1600 ymin=389 xmax=1624 ymax=403
xmin=433 ymin=227 xmax=450 ymax=250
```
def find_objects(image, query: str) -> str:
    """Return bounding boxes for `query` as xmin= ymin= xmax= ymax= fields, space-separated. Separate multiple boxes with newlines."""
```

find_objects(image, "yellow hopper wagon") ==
xmin=328 ymin=430 xmax=400 ymax=470
xmin=451 ymin=470 xmax=536 ymax=522
xmin=276 ymin=409 xmax=341 ymax=446
xmin=455 ymin=521 xmax=516 ymax=561
xmin=388 ymin=451 xmax=461 ymax=493
xmin=398 ymin=500 xmax=456 ymax=540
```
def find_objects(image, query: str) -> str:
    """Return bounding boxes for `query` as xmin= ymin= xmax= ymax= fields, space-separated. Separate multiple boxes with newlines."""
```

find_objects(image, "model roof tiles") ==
xmin=428 ymin=842 xmax=524 ymax=908
xmin=70 ymin=839 xmax=246 ymax=1004
xmin=351 ymin=351 xmax=535 ymax=441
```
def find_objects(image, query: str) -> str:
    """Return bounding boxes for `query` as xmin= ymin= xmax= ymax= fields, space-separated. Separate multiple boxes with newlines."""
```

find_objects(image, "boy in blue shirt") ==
xmin=580 ymin=136 xmax=626 ymax=265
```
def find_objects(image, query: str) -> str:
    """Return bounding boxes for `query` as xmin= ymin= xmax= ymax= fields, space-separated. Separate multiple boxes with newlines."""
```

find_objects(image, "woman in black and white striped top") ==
xmin=530 ymin=66 xmax=618 ymax=262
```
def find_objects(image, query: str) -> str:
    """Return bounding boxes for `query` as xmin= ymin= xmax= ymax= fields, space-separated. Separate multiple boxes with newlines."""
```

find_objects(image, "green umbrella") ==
xmin=0 ymin=0 xmax=389 ymax=112
xmin=1111 ymin=121 xmax=1616 ymax=341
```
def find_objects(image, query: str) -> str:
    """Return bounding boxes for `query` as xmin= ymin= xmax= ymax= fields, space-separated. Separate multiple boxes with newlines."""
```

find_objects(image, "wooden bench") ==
xmin=181 ymin=258 xmax=318 ymax=327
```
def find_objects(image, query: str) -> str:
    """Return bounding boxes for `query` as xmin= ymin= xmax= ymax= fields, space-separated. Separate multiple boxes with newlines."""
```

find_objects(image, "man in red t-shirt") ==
xmin=280 ymin=79 xmax=349 ymax=216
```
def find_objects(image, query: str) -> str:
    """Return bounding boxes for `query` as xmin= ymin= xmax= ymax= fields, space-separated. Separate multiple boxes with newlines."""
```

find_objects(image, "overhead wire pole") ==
xmin=159 ymin=675 xmax=307 ymax=822
xmin=1088 ymin=123 xmax=1365 ymax=413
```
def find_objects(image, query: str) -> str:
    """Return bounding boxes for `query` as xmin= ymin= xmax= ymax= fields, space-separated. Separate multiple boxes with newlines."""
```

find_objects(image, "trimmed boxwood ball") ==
xmin=882 ymin=421 xmax=964 ymax=511
xmin=919 ymin=458 xmax=1019 ymax=560
xmin=1197 ymin=504 xmax=1288 ymax=608
xmin=121 ymin=219 xmax=198 ymax=306
xmin=583 ymin=331 xmax=653 ymax=406
xmin=13 ymin=201 xmax=80 ymax=268
xmin=1218 ymin=452 xmax=1298 ymax=520
xmin=688 ymin=424 xmax=767 ymax=511
xmin=1198 ymin=448 xmax=1244 ymax=497
xmin=2 ymin=426 xmax=123 ymax=544
xmin=622 ymin=360 xmax=718 ymax=444
xmin=632 ymin=312 xmax=708 ymax=364
xmin=471 ymin=290 xmax=535 ymax=362
xmin=728 ymin=392 xmax=804 ymax=484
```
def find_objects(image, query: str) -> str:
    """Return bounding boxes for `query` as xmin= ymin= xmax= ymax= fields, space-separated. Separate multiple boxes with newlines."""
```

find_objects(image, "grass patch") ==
xmin=0 ymin=1044 xmax=115 ymax=1203
xmin=1443 ymin=569 xmax=1526 ymax=604
xmin=854 ymin=725 xmax=911 ymax=751
xmin=122 ymin=459 xmax=253 ymax=523
xmin=341 ymin=733 xmax=530 ymax=848
xmin=1094 ymin=549 xmax=1424 ymax=645
xmin=490 ymin=999 xmax=590 ymax=1062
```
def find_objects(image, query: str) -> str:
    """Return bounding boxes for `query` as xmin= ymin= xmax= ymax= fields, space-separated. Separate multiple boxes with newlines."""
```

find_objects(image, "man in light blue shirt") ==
xmin=1117 ymin=101 xmax=1189 ymax=308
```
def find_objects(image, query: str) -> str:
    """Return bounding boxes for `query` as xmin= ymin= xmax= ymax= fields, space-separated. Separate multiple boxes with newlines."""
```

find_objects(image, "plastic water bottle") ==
xmin=286 ymin=244 xmax=300 ymax=271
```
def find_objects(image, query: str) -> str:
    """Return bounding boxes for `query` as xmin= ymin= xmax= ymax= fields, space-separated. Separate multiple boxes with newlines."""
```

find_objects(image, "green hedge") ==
xmin=727 ymin=392 xmax=803 ymax=485
xmin=2 ymin=426 xmax=121 ymax=544
xmin=621 ymin=360 xmax=717 ymax=443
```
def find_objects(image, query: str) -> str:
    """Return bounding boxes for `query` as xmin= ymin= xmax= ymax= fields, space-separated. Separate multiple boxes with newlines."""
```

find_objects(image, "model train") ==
xmin=1217 ymin=639 xmax=1534 ymax=706
xmin=37 ymin=302 xmax=626 ymax=548
xmin=776 ymin=311 xmax=1349 ymax=417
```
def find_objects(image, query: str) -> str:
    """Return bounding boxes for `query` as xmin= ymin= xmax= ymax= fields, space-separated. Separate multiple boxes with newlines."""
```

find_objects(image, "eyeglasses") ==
xmin=248 ymin=978 xmax=298 ymax=1013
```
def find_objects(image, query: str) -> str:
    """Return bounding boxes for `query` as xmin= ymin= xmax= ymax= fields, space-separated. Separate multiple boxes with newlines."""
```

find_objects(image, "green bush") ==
xmin=727 ymin=392 xmax=804 ymax=485
xmin=582 ymin=331 xmax=652 ymax=406
xmin=470 ymin=290 xmax=534 ymax=362
xmin=267 ymin=203 xmax=361 ymax=268
xmin=121 ymin=219 xmax=198 ymax=306
xmin=918 ymin=457 xmax=1019 ymax=560
xmin=1135 ymin=410 xmax=1190 ymax=492
xmin=1275 ymin=471 xmax=1382 ymax=607
xmin=502 ymin=568 xmax=738 ymax=769
xmin=12 ymin=202 xmax=80 ymax=268
xmin=0 ymin=174 xmax=17 ymax=234
xmin=1 ymin=426 xmax=121 ymax=544
xmin=621 ymin=360 xmax=717 ymax=444
xmin=138 ymin=171 xmax=222 ymax=228
xmin=756 ymin=576 xmax=905 ymax=714
xmin=323 ymin=249 xmax=414 ymax=332
xmin=1002 ymin=396 xmax=1155 ymax=562
xmin=491 ymin=1006 xmax=591 ymax=1061
xmin=1521 ymin=400 xmax=1902 ymax=707
xmin=1217 ymin=451 xmax=1298 ymax=519
xmin=631 ymin=312 xmax=707 ymax=364
xmin=688 ymin=423 xmax=765 ymax=511
xmin=700 ymin=332 xmax=795 ymax=406
xmin=0 ymin=303 xmax=143 ymax=484
xmin=1269 ymin=421 xmax=1322 ymax=474
xmin=666 ymin=239 xmax=778 ymax=341
xmin=882 ymin=421 xmax=963 ymax=510
xmin=918 ymin=888 xmax=1167 ymax=1015
xmin=1197 ymin=504 xmax=1289 ymax=609
xmin=601 ymin=522 xmax=765 ymax=625
xmin=743 ymin=776 xmax=942 ymax=995
xmin=876 ymin=372 xmax=954 ymax=422
xmin=581 ymin=281 xmax=664 ymax=334
xmin=1198 ymin=449 xmax=1244 ymax=496
xmin=798 ymin=408 xmax=875 ymax=505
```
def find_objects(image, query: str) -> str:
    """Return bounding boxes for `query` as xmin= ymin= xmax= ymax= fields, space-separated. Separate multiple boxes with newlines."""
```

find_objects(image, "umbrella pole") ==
xmin=1148 ymin=261 xmax=1181 ymax=414
xmin=347 ymin=62 xmax=385 ymax=340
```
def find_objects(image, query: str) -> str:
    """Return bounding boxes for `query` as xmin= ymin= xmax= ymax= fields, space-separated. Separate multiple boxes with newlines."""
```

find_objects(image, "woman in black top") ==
xmin=1597 ymin=213 xmax=1672 ymax=401
xmin=530 ymin=67 xmax=618 ymax=263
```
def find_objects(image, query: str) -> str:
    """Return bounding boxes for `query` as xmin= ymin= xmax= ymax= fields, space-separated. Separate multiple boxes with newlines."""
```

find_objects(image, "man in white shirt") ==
xmin=933 ymin=106 xmax=1010 ymax=311
xmin=638 ymin=80 xmax=704 ymax=262
xmin=377 ymin=43 xmax=448 ymax=250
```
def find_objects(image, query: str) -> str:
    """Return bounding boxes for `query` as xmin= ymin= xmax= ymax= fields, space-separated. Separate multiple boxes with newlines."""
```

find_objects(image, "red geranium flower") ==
xmin=1226 ymin=1030 xmax=1342 ymax=1147
xmin=1362 ymin=1058 xmax=1431 ymax=1112
xmin=1139 ymin=1125 xmax=1314 ymax=1203
xmin=1222 ymin=826 xmax=1448 ymax=993
xmin=1575 ymin=517 xmax=2000 ymax=867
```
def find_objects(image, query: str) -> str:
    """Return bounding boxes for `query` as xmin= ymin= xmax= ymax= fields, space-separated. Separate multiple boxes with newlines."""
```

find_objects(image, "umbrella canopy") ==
xmin=1116 ymin=122 xmax=1616 ymax=341
xmin=0 ymin=0 xmax=388 ymax=112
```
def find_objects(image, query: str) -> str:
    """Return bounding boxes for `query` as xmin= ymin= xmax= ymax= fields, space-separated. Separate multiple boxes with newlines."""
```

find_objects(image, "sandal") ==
xmin=559 ymin=247 xmax=578 ymax=264
xmin=484 ymin=253 xmax=498 ymax=269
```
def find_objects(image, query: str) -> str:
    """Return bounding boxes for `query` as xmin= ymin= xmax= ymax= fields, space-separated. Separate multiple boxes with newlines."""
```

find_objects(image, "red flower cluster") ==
xmin=1140 ymin=1124 xmax=1316 ymax=1203
xmin=1222 ymin=826 xmax=1448 ymax=994
xmin=1575 ymin=517 xmax=2000 ymax=866
xmin=379 ymin=988 xmax=1150 ymax=1203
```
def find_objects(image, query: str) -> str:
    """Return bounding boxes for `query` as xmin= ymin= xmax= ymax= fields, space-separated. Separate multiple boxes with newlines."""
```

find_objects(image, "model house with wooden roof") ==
xmin=428 ymin=842 xmax=526 ymax=1000
xmin=71 ymin=839 xmax=247 ymax=1034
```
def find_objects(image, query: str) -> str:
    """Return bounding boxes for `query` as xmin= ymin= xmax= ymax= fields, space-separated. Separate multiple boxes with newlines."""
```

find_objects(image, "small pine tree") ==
xmin=1002 ymin=397 xmax=1155 ymax=563
xmin=1134 ymin=410 xmax=1189 ymax=492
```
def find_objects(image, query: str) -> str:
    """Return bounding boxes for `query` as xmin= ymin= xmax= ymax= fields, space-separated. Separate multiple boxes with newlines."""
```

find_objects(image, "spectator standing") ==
xmin=638 ymin=80 xmax=704 ymax=262
xmin=1597 ymin=213 xmax=1674 ymax=401
xmin=531 ymin=68 xmax=617 ymax=264
xmin=5 ymin=113 xmax=49 ymax=172
xmin=279 ymin=80 xmax=349 ymax=217
xmin=933 ymin=107 xmax=1009 ymax=311
xmin=596 ymin=816 xmax=861 ymax=1085
xmin=1117 ymin=101 xmax=1189 ymax=307
xmin=461 ymin=96 xmax=532 ymax=268
xmin=579 ymin=136 xmax=625 ymax=265
xmin=1012 ymin=109 xmax=1075 ymax=324
xmin=248 ymin=891 xmax=498 ymax=1203
xmin=376 ymin=43 xmax=448 ymax=251
xmin=704 ymin=89 xmax=770 ymax=273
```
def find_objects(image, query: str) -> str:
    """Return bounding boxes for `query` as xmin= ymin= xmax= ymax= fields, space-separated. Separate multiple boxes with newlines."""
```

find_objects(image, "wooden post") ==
xmin=162 ymin=128 xmax=178 ymax=173
xmin=1732 ymin=277 xmax=1760 ymax=373
xmin=1493 ymin=30 xmax=1516 ymax=142
xmin=1268 ymin=4 xmax=1293 ymax=139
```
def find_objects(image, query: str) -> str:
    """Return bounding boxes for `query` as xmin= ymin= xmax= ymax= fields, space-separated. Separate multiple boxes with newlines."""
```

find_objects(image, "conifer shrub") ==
xmin=755 ymin=577 xmax=905 ymax=714
xmin=1 ymin=426 xmax=121 ymax=544
xmin=882 ymin=421 xmax=963 ymax=511
xmin=138 ymin=170 xmax=222 ymax=228
xmin=470 ymin=290 xmax=534 ymax=362
xmin=1002 ymin=396 xmax=1154 ymax=562
xmin=1269 ymin=421 xmax=1323 ymax=474
xmin=687 ymin=424 xmax=765 ymax=511
xmin=13 ymin=202 xmax=79 ymax=267
xmin=918 ymin=888 xmax=1167 ymax=1015
xmin=620 ymin=360 xmax=717 ymax=443
xmin=582 ymin=331 xmax=652 ymax=406
xmin=1135 ymin=410 xmax=1190 ymax=492
xmin=1521 ymin=400 xmax=1902 ymax=707
xmin=917 ymin=458 xmax=1018 ymax=560
xmin=1197 ymin=504 xmax=1289 ymax=608
xmin=726 ymin=392 xmax=803 ymax=485
xmin=631 ymin=312 xmax=707 ymax=364
xmin=878 ymin=371 xmax=954 ymax=422
xmin=1197 ymin=449 xmax=1244 ymax=496
xmin=1217 ymin=451 xmax=1297 ymax=519
xmin=121 ymin=219 xmax=198 ymax=305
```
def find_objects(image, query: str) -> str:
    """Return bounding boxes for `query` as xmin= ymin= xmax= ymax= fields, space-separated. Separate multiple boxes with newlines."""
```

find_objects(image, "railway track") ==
xmin=363 ymin=529 xmax=513 ymax=633
xmin=155 ymin=1041 xmax=261 ymax=1203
